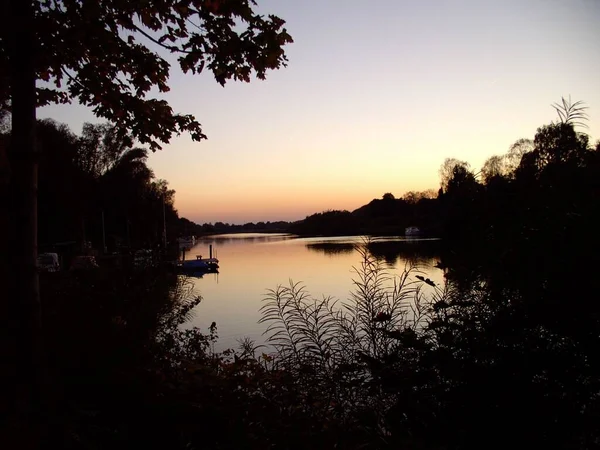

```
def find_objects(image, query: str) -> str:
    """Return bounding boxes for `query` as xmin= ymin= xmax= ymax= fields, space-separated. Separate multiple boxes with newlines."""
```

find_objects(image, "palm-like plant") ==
xmin=78 ymin=122 xmax=151 ymax=179
xmin=552 ymin=96 xmax=589 ymax=129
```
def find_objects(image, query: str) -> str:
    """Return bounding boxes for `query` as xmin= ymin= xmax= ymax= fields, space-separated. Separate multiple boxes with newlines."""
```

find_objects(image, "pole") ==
xmin=162 ymin=194 xmax=167 ymax=249
xmin=7 ymin=0 xmax=47 ymax=436
xmin=101 ymin=210 xmax=107 ymax=254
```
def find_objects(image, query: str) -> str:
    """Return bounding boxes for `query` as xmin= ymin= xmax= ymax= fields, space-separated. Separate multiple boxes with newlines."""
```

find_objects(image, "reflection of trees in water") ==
xmin=366 ymin=240 xmax=441 ymax=267
xmin=198 ymin=234 xmax=291 ymax=246
xmin=305 ymin=239 xmax=442 ymax=266
xmin=305 ymin=242 xmax=355 ymax=255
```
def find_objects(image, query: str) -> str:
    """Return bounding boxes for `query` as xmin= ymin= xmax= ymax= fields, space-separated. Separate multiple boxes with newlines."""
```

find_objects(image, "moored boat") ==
xmin=177 ymin=236 xmax=196 ymax=249
xmin=179 ymin=255 xmax=219 ymax=272
xmin=405 ymin=226 xmax=421 ymax=237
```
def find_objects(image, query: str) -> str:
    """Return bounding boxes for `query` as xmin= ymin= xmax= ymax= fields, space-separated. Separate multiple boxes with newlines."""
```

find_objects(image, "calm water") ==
xmin=186 ymin=233 xmax=444 ymax=350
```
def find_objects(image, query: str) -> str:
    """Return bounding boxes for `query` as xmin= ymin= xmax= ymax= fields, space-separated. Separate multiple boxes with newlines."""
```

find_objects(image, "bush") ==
xmin=258 ymin=241 xmax=600 ymax=449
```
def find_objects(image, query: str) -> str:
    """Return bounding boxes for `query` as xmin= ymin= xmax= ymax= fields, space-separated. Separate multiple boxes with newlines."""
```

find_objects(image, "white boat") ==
xmin=177 ymin=236 xmax=196 ymax=248
xmin=37 ymin=252 xmax=60 ymax=272
xmin=405 ymin=226 xmax=421 ymax=236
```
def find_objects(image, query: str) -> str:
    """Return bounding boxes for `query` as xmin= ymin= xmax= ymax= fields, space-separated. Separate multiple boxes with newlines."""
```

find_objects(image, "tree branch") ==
xmin=61 ymin=67 xmax=86 ymax=91
xmin=133 ymin=24 xmax=193 ymax=54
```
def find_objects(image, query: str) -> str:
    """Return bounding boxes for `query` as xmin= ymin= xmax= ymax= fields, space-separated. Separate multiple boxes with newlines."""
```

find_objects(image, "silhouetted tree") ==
xmin=36 ymin=119 xmax=89 ymax=247
xmin=530 ymin=122 xmax=590 ymax=171
xmin=480 ymin=155 xmax=506 ymax=184
xmin=505 ymin=138 xmax=533 ymax=174
xmin=439 ymin=158 xmax=470 ymax=192
xmin=1 ymin=0 xmax=291 ymax=420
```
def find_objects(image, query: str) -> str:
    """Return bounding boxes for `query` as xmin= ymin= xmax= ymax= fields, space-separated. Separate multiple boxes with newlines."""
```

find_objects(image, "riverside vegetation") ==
xmin=3 ymin=6 xmax=598 ymax=446
xmin=3 ymin=100 xmax=599 ymax=449
xmin=19 ymin=233 xmax=599 ymax=449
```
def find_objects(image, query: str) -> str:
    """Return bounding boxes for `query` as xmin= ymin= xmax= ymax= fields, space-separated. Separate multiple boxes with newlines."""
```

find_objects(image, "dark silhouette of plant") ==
xmin=439 ymin=158 xmax=470 ymax=192
xmin=552 ymin=96 xmax=589 ymax=129
xmin=292 ymin=191 xmax=442 ymax=238
xmin=480 ymin=154 xmax=506 ymax=184
xmin=31 ymin=119 xmax=190 ymax=253
xmin=259 ymin=241 xmax=432 ymax=445
xmin=505 ymin=138 xmax=534 ymax=175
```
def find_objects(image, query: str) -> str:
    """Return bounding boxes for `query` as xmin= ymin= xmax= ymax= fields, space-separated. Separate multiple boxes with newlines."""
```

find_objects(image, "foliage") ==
xmin=480 ymin=154 xmax=505 ymax=183
xmin=402 ymin=189 xmax=437 ymax=204
xmin=34 ymin=119 xmax=181 ymax=251
xmin=15 ymin=224 xmax=600 ymax=449
xmin=12 ymin=109 xmax=600 ymax=447
xmin=504 ymin=137 xmax=533 ymax=174
xmin=292 ymin=191 xmax=442 ymax=237
xmin=257 ymin=103 xmax=600 ymax=448
xmin=33 ymin=264 xmax=391 ymax=449
xmin=552 ymin=95 xmax=589 ymax=129
xmin=257 ymin=235 xmax=600 ymax=448
xmin=1 ymin=0 xmax=293 ymax=150
xmin=438 ymin=158 xmax=470 ymax=192
xmin=289 ymin=210 xmax=362 ymax=236
xmin=259 ymin=242 xmax=431 ymax=446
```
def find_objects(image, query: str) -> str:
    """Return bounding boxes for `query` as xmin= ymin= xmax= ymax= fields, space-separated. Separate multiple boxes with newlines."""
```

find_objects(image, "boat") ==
xmin=37 ymin=252 xmax=60 ymax=272
xmin=405 ymin=226 xmax=421 ymax=237
xmin=177 ymin=236 xmax=196 ymax=249
xmin=179 ymin=255 xmax=219 ymax=273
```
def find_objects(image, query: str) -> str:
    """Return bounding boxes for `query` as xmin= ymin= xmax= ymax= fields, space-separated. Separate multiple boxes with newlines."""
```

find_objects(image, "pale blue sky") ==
xmin=39 ymin=0 xmax=600 ymax=224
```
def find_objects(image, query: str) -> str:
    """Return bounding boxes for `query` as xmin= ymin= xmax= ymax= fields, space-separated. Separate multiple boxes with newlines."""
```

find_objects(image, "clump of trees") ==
xmin=289 ymin=210 xmax=362 ymax=236
xmin=292 ymin=99 xmax=599 ymax=247
xmin=439 ymin=99 xmax=599 ymax=286
xmin=291 ymin=190 xmax=441 ymax=237
xmin=31 ymin=119 xmax=186 ymax=254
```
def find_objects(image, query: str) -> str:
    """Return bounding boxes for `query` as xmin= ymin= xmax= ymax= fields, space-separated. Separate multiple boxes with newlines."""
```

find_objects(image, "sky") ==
xmin=38 ymin=0 xmax=600 ymax=224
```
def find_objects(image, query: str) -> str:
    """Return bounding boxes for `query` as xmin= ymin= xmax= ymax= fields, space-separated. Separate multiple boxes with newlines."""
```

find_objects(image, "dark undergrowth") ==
xmin=4 ymin=236 xmax=595 ymax=449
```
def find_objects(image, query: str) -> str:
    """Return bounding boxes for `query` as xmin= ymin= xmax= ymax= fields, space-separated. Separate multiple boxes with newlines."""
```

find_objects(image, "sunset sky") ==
xmin=39 ymin=0 xmax=600 ymax=224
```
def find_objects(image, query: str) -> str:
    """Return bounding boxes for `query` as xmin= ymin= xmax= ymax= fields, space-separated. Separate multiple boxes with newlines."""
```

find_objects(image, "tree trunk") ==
xmin=6 ymin=0 xmax=46 ymax=440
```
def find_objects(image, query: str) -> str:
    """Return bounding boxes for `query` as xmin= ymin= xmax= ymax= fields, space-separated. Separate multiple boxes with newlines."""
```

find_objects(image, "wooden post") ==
xmin=101 ymin=210 xmax=106 ymax=254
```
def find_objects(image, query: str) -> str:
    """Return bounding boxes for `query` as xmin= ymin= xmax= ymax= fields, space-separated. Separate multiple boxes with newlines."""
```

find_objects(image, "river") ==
xmin=185 ymin=233 xmax=444 ymax=351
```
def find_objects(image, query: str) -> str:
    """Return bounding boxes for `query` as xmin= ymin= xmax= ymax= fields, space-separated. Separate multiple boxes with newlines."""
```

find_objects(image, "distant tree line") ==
xmin=289 ymin=190 xmax=440 ymax=236
xmin=189 ymin=219 xmax=293 ymax=235
xmin=291 ymin=100 xmax=600 ymax=256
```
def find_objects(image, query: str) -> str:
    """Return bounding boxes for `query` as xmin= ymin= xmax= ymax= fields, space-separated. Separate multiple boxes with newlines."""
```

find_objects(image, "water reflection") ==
xmin=189 ymin=233 xmax=443 ymax=351
xmin=306 ymin=242 xmax=355 ymax=255
xmin=304 ymin=237 xmax=442 ymax=267
xmin=199 ymin=233 xmax=294 ymax=246
xmin=366 ymin=239 xmax=441 ymax=267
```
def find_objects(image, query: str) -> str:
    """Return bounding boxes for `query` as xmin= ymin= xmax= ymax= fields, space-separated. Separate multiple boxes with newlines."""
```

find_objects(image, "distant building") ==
xmin=405 ymin=226 xmax=421 ymax=236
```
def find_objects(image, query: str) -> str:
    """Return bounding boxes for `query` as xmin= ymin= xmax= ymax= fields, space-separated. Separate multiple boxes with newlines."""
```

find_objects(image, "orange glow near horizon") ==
xmin=37 ymin=0 xmax=600 ymax=224
xmin=171 ymin=165 xmax=439 ymax=223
